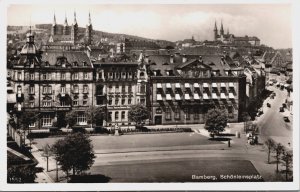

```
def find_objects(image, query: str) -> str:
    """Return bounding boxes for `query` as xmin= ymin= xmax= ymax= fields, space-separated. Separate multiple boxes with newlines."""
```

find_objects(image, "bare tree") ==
xmin=273 ymin=143 xmax=285 ymax=173
xmin=281 ymin=151 xmax=293 ymax=181
xmin=264 ymin=138 xmax=275 ymax=164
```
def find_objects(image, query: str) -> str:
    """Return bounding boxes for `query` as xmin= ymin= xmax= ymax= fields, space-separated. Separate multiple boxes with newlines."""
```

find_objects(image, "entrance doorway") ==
xmin=154 ymin=116 xmax=162 ymax=125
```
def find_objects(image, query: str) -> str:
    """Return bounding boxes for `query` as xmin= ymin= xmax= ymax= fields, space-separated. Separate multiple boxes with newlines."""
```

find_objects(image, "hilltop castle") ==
xmin=213 ymin=20 xmax=260 ymax=46
xmin=49 ymin=12 xmax=93 ymax=45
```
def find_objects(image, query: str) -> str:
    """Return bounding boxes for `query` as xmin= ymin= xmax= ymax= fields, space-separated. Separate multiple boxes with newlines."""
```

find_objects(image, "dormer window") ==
xmin=83 ymin=61 xmax=88 ymax=66
xmin=73 ymin=62 xmax=78 ymax=67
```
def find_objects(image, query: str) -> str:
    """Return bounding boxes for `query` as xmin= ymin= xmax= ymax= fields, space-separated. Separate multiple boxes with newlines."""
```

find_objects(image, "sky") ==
xmin=7 ymin=4 xmax=292 ymax=48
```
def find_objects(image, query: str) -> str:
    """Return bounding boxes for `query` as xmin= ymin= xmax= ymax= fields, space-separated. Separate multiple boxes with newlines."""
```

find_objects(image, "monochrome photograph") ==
xmin=2 ymin=0 xmax=299 ymax=191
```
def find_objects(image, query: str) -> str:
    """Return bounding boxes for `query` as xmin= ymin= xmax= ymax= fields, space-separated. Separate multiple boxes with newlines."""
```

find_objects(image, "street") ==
xmin=256 ymin=84 xmax=293 ymax=148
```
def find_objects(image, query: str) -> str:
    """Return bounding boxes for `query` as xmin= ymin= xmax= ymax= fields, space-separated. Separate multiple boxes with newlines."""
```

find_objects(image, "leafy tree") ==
xmin=51 ymin=133 xmax=95 ymax=178
xmin=18 ymin=111 xmax=39 ymax=130
xmin=205 ymin=108 xmax=228 ymax=137
xmin=264 ymin=138 xmax=275 ymax=164
xmin=86 ymin=106 xmax=106 ymax=127
xmin=273 ymin=143 xmax=285 ymax=173
xmin=128 ymin=104 xmax=150 ymax=128
xmin=281 ymin=151 xmax=293 ymax=181
xmin=65 ymin=110 xmax=79 ymax=128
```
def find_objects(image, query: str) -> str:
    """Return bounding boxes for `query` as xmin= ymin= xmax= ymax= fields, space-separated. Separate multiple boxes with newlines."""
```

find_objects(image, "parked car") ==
xmin=279 ymin=107 xmax=284 ymax=112
xmin=283 ymin=116 xmax=290 ymax=122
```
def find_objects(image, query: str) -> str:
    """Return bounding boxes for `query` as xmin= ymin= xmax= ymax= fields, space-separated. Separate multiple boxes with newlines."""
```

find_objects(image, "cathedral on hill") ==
xmin=48 ymin=12 xmax=93 ymax=45
xmin=213 ymin=20 xmax=260 ymax=46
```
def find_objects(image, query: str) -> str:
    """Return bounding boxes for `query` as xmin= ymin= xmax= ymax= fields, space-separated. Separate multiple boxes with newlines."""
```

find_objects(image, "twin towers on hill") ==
xmin=49 ymin=12 xmax=93 ymax=45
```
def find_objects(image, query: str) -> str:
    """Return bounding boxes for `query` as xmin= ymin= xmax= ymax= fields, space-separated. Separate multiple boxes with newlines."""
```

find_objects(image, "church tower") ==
xmin=85 ymin=12 xmax=93 ymax=45
xmin=71 ymin=11 xmax=78 ymax=43
xmin=220 ymin=20 xmax=224 ymax=36
xmin=51 ymin=13 xmax=57 ymax=36
xmin=63 ymin=14 xmax=69 ymax=35
xmin=214 ymin=20 xmax=218 ymax=41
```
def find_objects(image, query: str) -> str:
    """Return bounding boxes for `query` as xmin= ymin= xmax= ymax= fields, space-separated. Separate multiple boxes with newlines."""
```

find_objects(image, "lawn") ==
xmin=34 ymin=132 xmax=222 ymax=152
xmin=89 ymin=159 xmax=263 ymax=182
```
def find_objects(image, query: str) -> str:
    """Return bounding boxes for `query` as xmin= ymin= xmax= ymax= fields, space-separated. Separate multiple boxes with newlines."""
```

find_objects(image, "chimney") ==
xmin=182 ymin=54 xmax=187 ymax=63
xmin=170 ymin=55 xmax=174 ymax=63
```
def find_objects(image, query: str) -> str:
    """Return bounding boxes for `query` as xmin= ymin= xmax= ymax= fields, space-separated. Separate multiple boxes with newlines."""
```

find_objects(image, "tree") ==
xmin=7 ymin=165 xmax=36 ymax=183
xmin=281 ymin=151 xmax=293 ymax=181
xmin=51 ymin=133 xmax=95 ymax=179
xmin=128 ymin=104 xmax=150 ymax=128
xmin=65 ymin=110 xmax=79 ymax=128
xmin=86 ymin=106 xmax=106 ymax=127
xmin=264 ymin=138 xmax=275 ymax=164
xmin=241 ymin=112 xmax=251 ymax=133
xmin=273 ymin=143 xmax=285 ymax=173
xmin=42 ymin=144 xmax=52 ymax=172
xmin=205 ymin=108 xmax=228 ymax=137
xmin=18 ymin=111 xmax=39 ymax=145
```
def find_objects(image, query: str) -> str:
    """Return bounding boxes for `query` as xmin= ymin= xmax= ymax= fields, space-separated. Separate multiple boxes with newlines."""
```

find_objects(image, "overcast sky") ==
xmin=7 ymin=4 xmax=292 ymax=48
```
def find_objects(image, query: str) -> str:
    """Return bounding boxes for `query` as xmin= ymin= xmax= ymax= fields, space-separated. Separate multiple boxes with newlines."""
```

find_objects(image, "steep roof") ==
xmin=42 ymin=50 xmax=91 ymax=66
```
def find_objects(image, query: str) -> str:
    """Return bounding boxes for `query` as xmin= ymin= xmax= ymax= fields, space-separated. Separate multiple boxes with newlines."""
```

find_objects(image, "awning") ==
xmin=203 ymin=83 xmax=209 ymax=88
xmin=7 ymin=94 xmax=16 ymax=104
xmin=220 ymin=93 xmax=226 ymax=99
xmin=194 ymin=93 xmax=200 ymax=100
xmin=229 ymin=93 xmax=235 ymax=99
xmin=229 ymin=83 xmax=234 ymax=87
xmin=166 ymin=94 xmax=172 ymax=101
xmin=212 ymin=93 xmax=218 ymax=99
xmin=193 ymin=83 xmax=199 ymax=88
xmin=175 ymin=83 xmax=181 ymax=88
xmin=184 ymin=93 xmax=190 ymax=100
xmin=157 ymin=83 xmax=162 ymax=89
xmin=157 ymin=94 xmax=162 ymax=101
xmin=212 ymin=83 xmax=217 ymax=88
xmin=184 ymin=83 xmax=190 ymax=88
xmin=221 ymin=83 xmax=226 ymax=87
xmin=166 ymin=83 xmax=172 ymax=88
xmin=175 ymin=94 xmax=181 ymax=100
xmin=203 ymin=93 xmax=209 ymax=100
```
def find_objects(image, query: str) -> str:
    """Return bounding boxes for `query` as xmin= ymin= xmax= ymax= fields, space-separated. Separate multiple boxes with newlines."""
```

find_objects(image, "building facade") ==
xmin=147 ymin=54 xmax=247 ymax=125
xmin=9 ymin=32 xmax=94 ymax=129
xmin=93 ymin=55 xmax=148 ymax=127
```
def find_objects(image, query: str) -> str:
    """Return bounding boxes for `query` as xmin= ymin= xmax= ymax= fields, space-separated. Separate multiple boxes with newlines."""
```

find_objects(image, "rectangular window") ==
xmin=42 ymin=73 xmax=47 ymax=80
xmin=29 ymin=86 xmax=35 ymax=94
xmin=29 ymin=122 xmax=35 ymax=127
xmin=76 ymin=114 xmax=87 ymax=125
xmin=175 ymin=108 xmax=180 ymax=119
xmin=122 ymin=85 xmax=126 ymax=93
xmin=128 ymin=98 xmax=132 ymax=105
xmin=128 ymin=85 xmax=132 ymax=93
xmin=122 ymin=98 xmax=125 ymax=105
xmin=140 ymin=98 xmax=145 ymax=105
xmin=73 ymin=100 xmax=78 ymax=106
xmin=48 ymin=86 xmax=52 ymax=94
xmin=83 ymin=85 xmax=88 ymax=93
xmin=30 ymin=73 xmax=35 ymax=80
xmin=42 ymin=114 xmax=52 ymax=127
xmin=115 ymin=112 xmax=119 ymax=120
xmin=42 ymin=100 xmax=51 ymax=107
xmin=115 ymin=98 xmax=119 ymax=105
xmin=61 ymin=73 xmax=66 ymax=80
xmin=73 ymin=85 xmax=79 ymax=93
xmin=194 ymin=108 xmax=199 ymax=120
xmin=109 ymin=112 xmax=112 ymax=121
xmin=109 ymin=99 xmax=112 ymax=105
xmin=83 ymin=100 xmax=88 ymax=106
xmin=115 ymin=85 xmax=119 ymax=92
xmin=61 ymin=86 xmax=66 ymax=94
xmin=98 ymin=72 xmax=102 ymax=79
xmin=74 ymin=73 xmax=79 ymax=80
xmin=121 ymin=111 xmax=125 ymax=119
xmin=184 ymin=108 xmax=190 ymax=120
xmin=165 ymin=108 xmax=171 ymax=120
xmin=18 ymin=72 xmax=22 ymax=80
xmin=84 ymin=73 xmax=89 ymax=80
xmin=30 ymin=101 xmax=34 ymax=108
xmin=43 ymin=86 xmax=48 ymax=94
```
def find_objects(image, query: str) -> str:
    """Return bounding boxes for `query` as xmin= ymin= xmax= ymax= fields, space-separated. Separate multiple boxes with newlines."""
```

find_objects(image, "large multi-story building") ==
xmin=93 ymin=54 xmax=148 ymax=127
xmin=147 ymin=53 xmax=247 ymax=125
xmin=9 ymin=31 xmax=94 ymax=129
